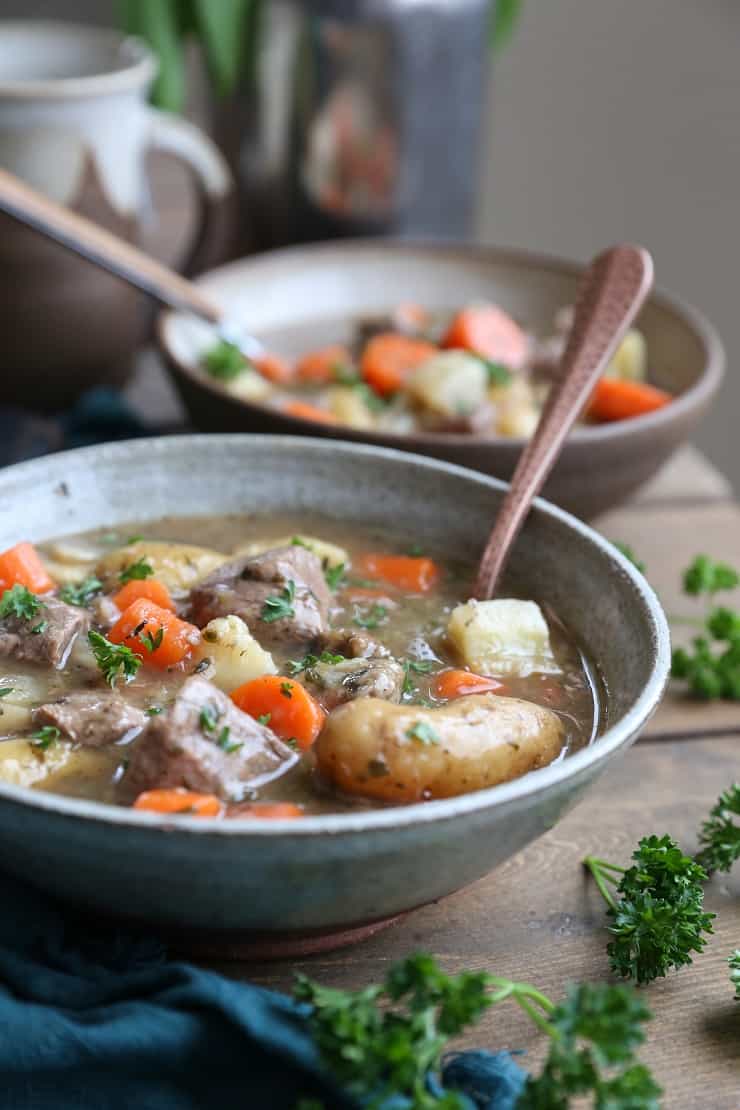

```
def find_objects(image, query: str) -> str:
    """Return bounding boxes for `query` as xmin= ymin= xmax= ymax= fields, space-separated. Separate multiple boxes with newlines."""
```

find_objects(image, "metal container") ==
xmin=230 ymin=0 xmax=492 ymax=247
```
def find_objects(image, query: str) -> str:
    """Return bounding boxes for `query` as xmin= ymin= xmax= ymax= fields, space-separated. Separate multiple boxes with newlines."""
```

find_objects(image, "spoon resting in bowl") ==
xmin=0 ymin=166 xmax=265 ymax=361
xmin=473 ymin=244 xmax=654 ymax=601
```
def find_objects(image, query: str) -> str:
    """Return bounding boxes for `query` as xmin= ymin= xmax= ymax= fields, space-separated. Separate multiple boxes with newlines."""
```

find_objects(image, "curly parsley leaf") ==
xmin=59 ymin=576 xmax=103 ymax=607
xmin=406 ymin=720 xmax=438 ymax=746
xmin=0 ymin=585 xmax=41 ymax=622
xmin=30 ymin=725 xmax=61 ymax=751
xmin=695 ymin=784 xmax=740 ymax=874
xmin=118 ymin=558 xmax=154 ymax=585
xmin=202 ymin=338 xmax=247 ymax=381
xmin=729 ymin=950 xmax=740 ymax=1001
xmin=88 ymin=630 xmax=142 ymax=687
xmin=402 ymin=658 xmax=434 ymax=697
xmin=260 ymin=580 xmax=296 ymax=623
xmin=324 ymin=562 xmax=346 ymax=591
xmin=288 ymin=651 xmax=345 ymax=676
xmin=352 ymin=603 xmax=387 ymax=630
xmin=584 ymin=835 xmax=715 ymax=984
xmin=139 ymin=626 xmax=164 ymax=653
xmin=683 ymin=555 xmax=739 ymax=597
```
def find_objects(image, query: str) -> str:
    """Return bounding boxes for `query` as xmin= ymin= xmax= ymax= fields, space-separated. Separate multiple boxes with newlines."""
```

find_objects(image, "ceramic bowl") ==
xmin=158 ymin=241 xmax=724 ymax=520
xmin=0 ymin=435 xmax=669 ymax=940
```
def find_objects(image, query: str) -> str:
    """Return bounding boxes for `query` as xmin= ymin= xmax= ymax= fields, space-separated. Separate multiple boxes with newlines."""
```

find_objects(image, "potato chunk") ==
xmin=233 ymin=535 xmax=348 ymax=570
xmin=605 ymin=329 xmax=647 ymax=382
xmin=447 ymin=598 xmax=558 ymax=677
xmin=194 ymin=615 xmax=277 ymax=692
xmin=96 ymin=541 xmax=226 ymax=592
xmin=315 ymin=693 xmax=564 ymax=802
xmin=327 ymin=386 xmax=376 ymax=429
xmin=406 ymin=351 xmax=488 ymax=416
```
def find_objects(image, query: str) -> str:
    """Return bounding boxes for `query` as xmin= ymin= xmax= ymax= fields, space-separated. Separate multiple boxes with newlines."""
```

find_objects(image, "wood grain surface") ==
xmin=221 ymin=738 xmax=740 ymax=1108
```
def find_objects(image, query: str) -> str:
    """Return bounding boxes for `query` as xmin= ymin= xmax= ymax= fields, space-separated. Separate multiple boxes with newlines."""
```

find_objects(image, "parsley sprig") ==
xmin=59 ymin=576 xmax=102 ymax=607
xmin=260 ymin=580 xmax=296 ymax=623
xmin=296 ymin=953 xmax=660 ymax=1109
xmin=88 ymin=630 xmax=142 ymax=687
xmin=670 ymin=555 xmax=740 ymax=699
xmin=0 ymin=585 xmax=41 ymax=622
xmin=30 ymin=725 xmax=60 ymax=750
xmin=729 ymin=950 xmax=740 ymax=1001
xmin=694 ymin=784 xmax=740 ymax=874
xmin=584 ymin=835 xmax=715 ymax=984
xmin=118 ymin=558 xmax=154 ymax=585
xmin=288 ymin=650 xmax=345 ymax=676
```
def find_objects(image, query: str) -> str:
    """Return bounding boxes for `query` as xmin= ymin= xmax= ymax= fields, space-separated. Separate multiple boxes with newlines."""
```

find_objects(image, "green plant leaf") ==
xmin=121 ymin=0 xmax=186 ymax=111
xmin=490 ymin=0 xmax=523 ymax=51
xmin=192 ymin=0 xmax=254 ymax=97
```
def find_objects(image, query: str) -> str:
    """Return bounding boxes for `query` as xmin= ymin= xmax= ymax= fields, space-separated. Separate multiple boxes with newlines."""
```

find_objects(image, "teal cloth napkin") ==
xmin=0 ymin=874 xmax=526 ymax=1109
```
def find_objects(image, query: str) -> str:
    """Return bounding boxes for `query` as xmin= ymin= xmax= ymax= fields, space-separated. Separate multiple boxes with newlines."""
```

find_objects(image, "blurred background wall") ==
xmin=1 ymin=0 xmax=737 ymax=485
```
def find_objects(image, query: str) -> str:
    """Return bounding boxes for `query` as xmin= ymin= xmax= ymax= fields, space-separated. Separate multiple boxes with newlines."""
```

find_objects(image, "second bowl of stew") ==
xmin=158 ymin=241 xmax=724 ymax=519
xmin=0 ymin=435 xmax=669 ymax=935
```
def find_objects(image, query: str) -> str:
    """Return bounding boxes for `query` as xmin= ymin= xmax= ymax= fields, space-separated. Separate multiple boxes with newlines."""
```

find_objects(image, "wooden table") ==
xmin=189 ymin=441 xmax=735 ymax=1109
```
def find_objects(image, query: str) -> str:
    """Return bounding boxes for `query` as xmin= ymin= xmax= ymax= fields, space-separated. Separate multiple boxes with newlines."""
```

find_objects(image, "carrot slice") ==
xmin=133 ymin=788 xmax=222 ymax=817
xmin=254 ymin=352 xmax=294 ymax=384
xmin=230 ymin=675 xmax=325 ymax=751
xmin=434 ymin=669 xmax=507 ymax=700
xmin=226 ymin=801 xmax=304 ymax=819
xmin=296 ymin=344 xmax=352 ymax=384
xmin=442 ymin=304 xmax=528 ymax=368
xmin=112 ymin=578 xmax=175 ymax=614
xmin=360 ymin=332 xmax=437 ymax=396
xmin=283 ymin=401 xmax=337 ymax=425
xmin=0 ymin=542 xmax=55 ymax=596
xmin=356 ymin=553 xmax=441 ymax=594
xmin=588 ymin=377 xmax=671 ymax=422
xmin=108 ymin=598 xmax=200 ymax=669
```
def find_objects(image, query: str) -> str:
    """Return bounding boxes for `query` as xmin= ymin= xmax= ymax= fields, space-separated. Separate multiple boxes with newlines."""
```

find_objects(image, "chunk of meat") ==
xmin=304 ymin=655 xmax=404 ymax=710
xmin=316 ymin=628 xmax=391 ymax=660
xmin=315 ymin=693 xmax=564 ymax=803
xmin=0 ymin=598 xmax=88 ymax=668
xmin=189 ymin=546 xmax=330 ymax=648
xmin=32 ymin=690 xmax=147 ymax=748
xmin=125 ymin=675 xmax=298 ymax=802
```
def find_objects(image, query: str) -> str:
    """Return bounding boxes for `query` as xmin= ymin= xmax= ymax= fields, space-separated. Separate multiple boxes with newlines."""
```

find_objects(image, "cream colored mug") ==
xmin=0 ymin=21 xmax=233 ymax=408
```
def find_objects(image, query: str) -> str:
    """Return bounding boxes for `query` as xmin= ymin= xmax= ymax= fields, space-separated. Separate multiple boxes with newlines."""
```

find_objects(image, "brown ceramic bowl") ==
xmin=157 ymin=241 xmax=724 ymax=519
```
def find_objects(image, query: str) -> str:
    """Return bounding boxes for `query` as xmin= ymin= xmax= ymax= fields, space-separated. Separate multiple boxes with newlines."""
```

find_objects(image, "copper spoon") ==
xmin=473 ymin=244 xmax=654 ymax=601
xmin=0 ymin=166 xmax=265 ymax=360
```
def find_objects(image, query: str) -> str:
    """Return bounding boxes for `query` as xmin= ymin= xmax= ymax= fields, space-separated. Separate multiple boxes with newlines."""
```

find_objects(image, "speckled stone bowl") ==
xmin=0 ymin=436 xmax=669 ymax=940
xmin=158 ymin=242 xmax=724 ymax=519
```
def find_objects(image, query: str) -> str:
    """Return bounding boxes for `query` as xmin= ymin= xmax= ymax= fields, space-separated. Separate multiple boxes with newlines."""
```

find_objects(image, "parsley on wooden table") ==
xmin=584 ymin=834 xmax=715 ymax=984
xmin=88 ymin=630 xmax=142 ymax=687
xmin=295 ymin=953 xmax=660 ymax=1109
xmin=694 ymin=783 xmax=740 ymax=874
xmin=729 ymin=951 xmax=740 ymax=1001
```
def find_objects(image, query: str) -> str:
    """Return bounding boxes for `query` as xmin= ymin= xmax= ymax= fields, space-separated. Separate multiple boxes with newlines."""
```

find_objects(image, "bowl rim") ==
xmin=157 ymin=239 xmax=725 ymax=449
xmin=0 ymin=434 xmax=671 ymax=836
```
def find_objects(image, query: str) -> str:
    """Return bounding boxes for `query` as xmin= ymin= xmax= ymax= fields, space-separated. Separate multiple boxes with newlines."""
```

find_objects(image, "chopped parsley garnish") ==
xmin=139 ymin=626 xmax=164 ymax=653
xmin=324 ymin=562 xmax=346 ymax=591
xmin=216 ymin=726 xmax=242 ymax=754
xmin=352 ymin=381 xmax=387 ymax=413
xmin=0 ymin=687 xmax=13 ymax=698
xmin=257 ymin=713 xmax=272 ymax=726
xmin=478 ymin=357 xmax=513 ymax=387
xmin=0 ymin=585 xmax=41 ymax=622
xmin=59 ymin=576 xmax=103 ymax=607
xmin=260 ymin=580 xmax=296 ymax=623
xmin=333 ymin=362 xmax=360 ymax=385
xmin=202 ymin=338 xmax=247 ymax=381
xmin=199 ymin=704 xmax=221 ymax=733
xmin=127 ymin=535 xmax=144 ymax=545
xmin=406 ymin=543 xmax=425 ymax=557
xmin=30 ymin=620 xmax=48 ymax=636
xmin=352 ymin=604 xmax=387 ymax=630
xmin=289 ymin=650 xmax=345 ymax=675
xmin=145 ymin=706 xmax=163 ymax=717
xmin=291 ymin=536 xmax=310 ymax=548
xmin=280 ymin=681 xmax=294 ymax=699
xmin=401 ymin=658 xmax=434 ymax=697
xmin=406 ymin=720 xmax=439 ymax=745
xmin=286 ymin=738 xmax=298 ymax=749
xmin=118 ymin=558 xmax=154 ymax=585
xmin=88 ymin=630 xmax=142 ymax=687
xmin=30 ymin=725 xmax=60 ymax=750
